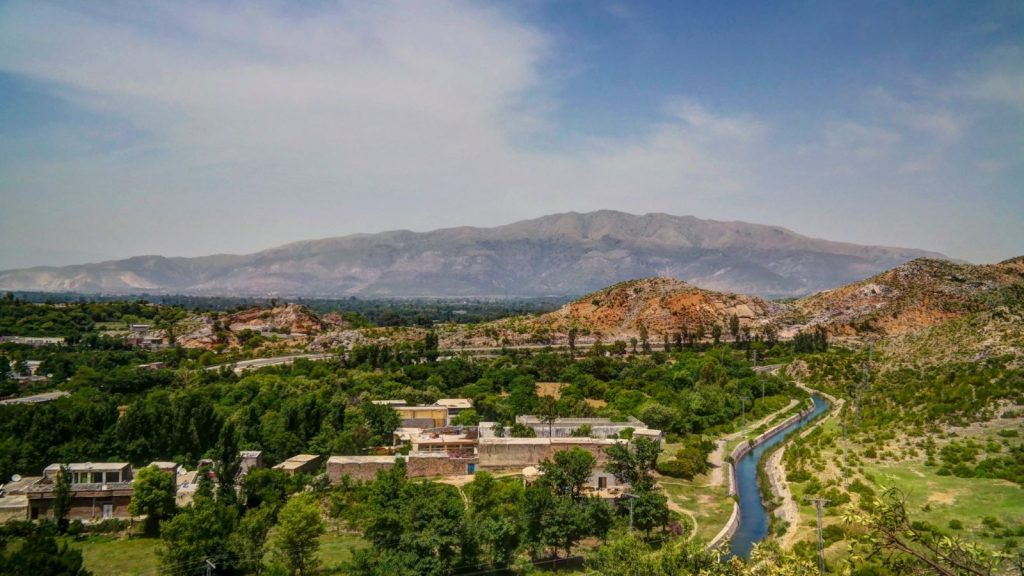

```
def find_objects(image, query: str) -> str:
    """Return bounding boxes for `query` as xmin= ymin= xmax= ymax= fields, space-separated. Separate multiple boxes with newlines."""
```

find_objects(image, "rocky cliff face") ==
xmin=535 ymin=277 xmax=780 ymax=337
xmin=0 ymin=211 xmax=946 ymax=298
xmin=793 ymin=258 xmax=1024 ymax=336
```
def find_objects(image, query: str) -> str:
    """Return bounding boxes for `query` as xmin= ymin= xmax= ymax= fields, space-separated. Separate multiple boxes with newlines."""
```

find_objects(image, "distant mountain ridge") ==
xmin=0 ymin=210 xmax=948 ymax=298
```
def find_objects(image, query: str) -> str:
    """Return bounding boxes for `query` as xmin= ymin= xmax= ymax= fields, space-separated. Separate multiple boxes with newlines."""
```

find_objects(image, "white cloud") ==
xmin=0 ymin=0 xmax=1019 ymax=267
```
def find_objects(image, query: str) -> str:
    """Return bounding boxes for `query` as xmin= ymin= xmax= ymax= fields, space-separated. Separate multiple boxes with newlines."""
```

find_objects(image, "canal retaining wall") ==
xmin=708 ymin=397 xmax=817 ymax=551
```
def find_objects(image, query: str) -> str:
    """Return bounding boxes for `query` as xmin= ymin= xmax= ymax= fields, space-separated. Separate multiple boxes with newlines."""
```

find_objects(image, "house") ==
xmin=371 ymin=400 xmax=451 ymax=428
xmin=327 ymin=452 xmax=478 ymax=484
xmin=272 ymin=454 xmax=321 ymax=476
xmin=327 ymin=455 xmax=398 ymax=482
xmin=522 ymin=466 xmax=625 ymax=496
xmin=394 ymin=405 xmax=448 ymax=428
xmin=476 ymin=436 xmax=619 ymax=471
xmin=408 ymin=426 xmax=478 ymax=457
xmin=507 ymin=416 xmax=663 ymax=441
xmin=22 ymin=463 xmax=134 ymax=521
xmin=175 ymin=470 xmax=199 ymax=507
xmin=238 ymin=450 xmax=263 ymax=480
xmin=0 ymin=336 xmax=65 ymax=347
xmin=0 ymin=476 xmax=40 ymax=522
xmin=126 ymin=325 xmax=167 ymax=350
xmin=435 ymin=398 xmax=473 ymax=421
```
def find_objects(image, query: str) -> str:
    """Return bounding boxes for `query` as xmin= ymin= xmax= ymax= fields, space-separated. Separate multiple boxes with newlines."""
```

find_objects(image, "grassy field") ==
xmin=659 ymin=475 xmax=734 ymax=543
xmin=317 ymin=532 xmax=370 ymax=570
xmin=863 ymin=461 xmax=1024 ymax=550
xmin=63 ymin=532 xmax=368 ymax=575
xmin=65 ymin=536 xmax=160 ymax=576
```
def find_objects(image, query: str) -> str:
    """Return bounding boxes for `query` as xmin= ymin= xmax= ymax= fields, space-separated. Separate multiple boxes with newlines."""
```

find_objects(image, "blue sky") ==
xmin=0 ymin=0 xmax=1022 ymax=269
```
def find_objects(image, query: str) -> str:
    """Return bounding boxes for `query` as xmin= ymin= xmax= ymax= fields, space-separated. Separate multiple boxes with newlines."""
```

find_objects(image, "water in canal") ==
xmin=729 ymin=394 xmax=830 ymax=558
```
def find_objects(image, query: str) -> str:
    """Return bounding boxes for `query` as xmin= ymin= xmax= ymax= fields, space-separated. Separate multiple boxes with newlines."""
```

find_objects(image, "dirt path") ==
xmin=663 ymin=495 xmax=700 ymax=541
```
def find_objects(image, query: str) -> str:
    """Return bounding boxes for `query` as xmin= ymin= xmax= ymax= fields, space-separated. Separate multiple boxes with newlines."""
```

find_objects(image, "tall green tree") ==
xmin=361 ymin=401 xmax=401 ymax=446
xmin=53 ymin=464 xmax=72 ymax=533
xmin=129 ymin=465 xmax=177 ymax=536
xmin=729 ymin=314 xmax=740 ymax=342
xmin=465 ymin=472 xmax=525 ymax=568
xmin=230 ymin=505 xmax=278 ymax=576
xmin=537 ymin=396 xmax=558 ymax=438
xmin=604 ymin=437 xmax=661 ymax=490
xmin=0 ymin=531 xmax=92 ymax=576
xmin=159 ymin=495 xmax=238 ymax=576
xmin=215 ymin=420 xmax=241 ymax=504
xmin=539 ymin=448 xmax=596 ymax=499
xmin=268 ymin=493 xmax=325 ymax=576
xmin=353 ymin=459 xmax=469 ymax=576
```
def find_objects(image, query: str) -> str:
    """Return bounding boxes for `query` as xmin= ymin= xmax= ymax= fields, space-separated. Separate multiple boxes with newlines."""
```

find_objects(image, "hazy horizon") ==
xmin=2 ymin=1 xmax=1022 ymax=269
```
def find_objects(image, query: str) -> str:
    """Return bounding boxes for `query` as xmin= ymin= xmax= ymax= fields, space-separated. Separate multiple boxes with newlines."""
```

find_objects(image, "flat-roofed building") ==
xmin=238 ymin=450 xmax=263 ymax=480
xmin=23 ymin=463 xmax=134 ymax=521
xmin=272 ymin=454 xmax=321 ymax=476
xmin=476 ymin=436 xmax=620 ymax=471
xmin=394 ymin=405 xmax=448 ymax=428
xmin=410 ymin=427 xmax=478 ymax=457
xmin=327 ymin=455 xmax=397 ymax=482
xmin=499 ymin=416 xmax=663 ymax=441
xmin=435 ymin=398 xmax=473 ymax=421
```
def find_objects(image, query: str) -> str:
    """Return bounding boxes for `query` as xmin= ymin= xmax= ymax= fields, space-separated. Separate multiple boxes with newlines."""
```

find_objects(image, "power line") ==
xmin=806 ymin=497 xmax=831 ymax=574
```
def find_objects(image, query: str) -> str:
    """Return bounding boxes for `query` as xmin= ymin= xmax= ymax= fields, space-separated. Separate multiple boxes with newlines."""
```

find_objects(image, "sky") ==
xmin=0 ymin=0 xmax=1022 ymax=269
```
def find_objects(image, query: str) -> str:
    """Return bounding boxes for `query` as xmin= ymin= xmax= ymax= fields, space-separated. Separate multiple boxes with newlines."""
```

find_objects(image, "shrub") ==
xmin=948 ymin=519 xmax=963 ymax=530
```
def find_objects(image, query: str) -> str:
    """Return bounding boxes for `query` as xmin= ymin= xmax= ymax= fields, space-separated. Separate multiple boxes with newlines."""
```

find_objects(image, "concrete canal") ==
xmin=729 ymin=394 xmax=830 ymax=558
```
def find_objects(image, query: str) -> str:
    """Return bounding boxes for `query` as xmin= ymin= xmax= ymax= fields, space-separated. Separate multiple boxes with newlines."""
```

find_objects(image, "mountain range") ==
xmin=0 ymin=211 xmax=949 ymax=298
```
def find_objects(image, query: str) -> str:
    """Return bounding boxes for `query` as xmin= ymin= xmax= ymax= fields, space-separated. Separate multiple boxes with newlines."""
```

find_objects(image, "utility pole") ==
xmin=205 ymin=559 xmax=216 ymax=576
xmin=740 ymin=396 xmax=747 ymax=438
xmin=754 ymin=351 xmax=765 ymax=405
xmin=807 ymin=498 xmax=831 ymax=574
xmin=841 ymin=413 xmax=849 ymax=487
xmin=622 ymin=493 xmax=637 ymax=531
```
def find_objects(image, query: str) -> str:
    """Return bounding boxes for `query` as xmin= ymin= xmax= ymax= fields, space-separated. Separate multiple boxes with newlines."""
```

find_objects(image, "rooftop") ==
xmin=44 ymin=462 xmax=130 ymax=473
xmin=328 ymin=455 xmax=397 ymax=465
xmin=435 ymin=398 xmax=473 ymax=409
xmin=515 ymin=415 xmax=643 ymax=426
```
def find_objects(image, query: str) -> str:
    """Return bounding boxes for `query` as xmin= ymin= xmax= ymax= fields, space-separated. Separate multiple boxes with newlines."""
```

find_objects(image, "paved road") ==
xmin=206 ymin=353 xmax=335 ymax=374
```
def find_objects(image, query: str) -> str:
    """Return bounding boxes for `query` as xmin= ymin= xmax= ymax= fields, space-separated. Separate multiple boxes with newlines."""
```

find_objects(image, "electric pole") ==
xmin=807 ymin=498 xmax=831 ymax=574
xmin=754 ymin=350 xmax=765 ymax=405
xmin=740 ymin=396 xmax=747 ymax=438
xmin=841 ymin=413 xmax=849 ymax=487
xmin=205 ymin=559 xmax=216 ymax=576
xmin=623 ymin=493 xmax=637 ymax=531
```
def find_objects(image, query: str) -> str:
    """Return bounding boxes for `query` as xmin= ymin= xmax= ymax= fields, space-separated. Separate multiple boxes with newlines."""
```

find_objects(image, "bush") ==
xmin=982 ymin=516 xmax=1002 ymax=529
xmin=86 ymin=518 xmax=130 ymax=534
xmin=948 ymin=519 xmax=963 ymax=530
xmin=822 ymin=524 xmax=845 ymax=545
xmin=656 ymin=458 xmax=703 ymax=480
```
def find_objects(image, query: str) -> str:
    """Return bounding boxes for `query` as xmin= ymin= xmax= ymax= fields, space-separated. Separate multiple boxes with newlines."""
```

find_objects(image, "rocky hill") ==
xmin=175 ymin=304 xmax=342 ymax=349
xmin=533 ymin=277 xmax=781 ymax=338
xmin=792 ymin=257 xmax=1024 ymax=337
xmin=0 ymin=211 xmax=946 ymax=298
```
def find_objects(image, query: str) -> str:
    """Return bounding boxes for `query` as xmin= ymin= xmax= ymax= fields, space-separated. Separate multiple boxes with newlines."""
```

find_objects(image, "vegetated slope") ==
xmin=534 ymin=277 xmax=781 ymax=338
xmin=792 ymin=257 xmax=1024 ymax=337
xmin=0 ymin=210 xmax=945 ymax=298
